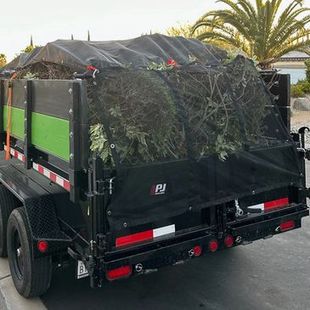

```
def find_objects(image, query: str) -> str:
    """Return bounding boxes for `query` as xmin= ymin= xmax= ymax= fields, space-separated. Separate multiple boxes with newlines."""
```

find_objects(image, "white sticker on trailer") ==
xmin=77 ymin=261 xmax=89 ymax=279
xmin=248 ymin=203 xmax=264 ymax=211
xmin=153 ymin=224 xmax=175 ymax=238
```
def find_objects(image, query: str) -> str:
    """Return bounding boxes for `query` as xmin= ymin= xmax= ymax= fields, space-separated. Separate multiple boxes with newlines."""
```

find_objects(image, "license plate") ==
xmin=77 ymin=260 xmax=89 ymax=279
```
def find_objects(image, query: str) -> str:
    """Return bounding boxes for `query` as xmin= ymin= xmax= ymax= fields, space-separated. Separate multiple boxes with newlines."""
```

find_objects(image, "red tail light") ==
xmin=208 ymin=240 xmax=218 ymax=252
xmin=37 ymin=240 xmax=48 ymax=253
xmin=106 ymin=265 xmax=132 ymax=281
xmin=224 ymin=235 xmax=234 ymax=248
xmin=193 ymin=245 xmax=202 ymax=257
xmin=280 ymin=220 xmax=295 ymax=232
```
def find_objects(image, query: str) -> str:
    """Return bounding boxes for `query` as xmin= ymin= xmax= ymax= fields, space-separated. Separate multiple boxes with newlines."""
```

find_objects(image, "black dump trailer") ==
xmin=0 ymin=34 xmax=308 ymax=297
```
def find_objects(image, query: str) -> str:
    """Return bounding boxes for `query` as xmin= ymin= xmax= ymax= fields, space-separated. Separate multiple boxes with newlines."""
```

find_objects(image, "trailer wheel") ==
xmin=7 ymin=207 xmax=52 ymax=298
xmin=0 ymin=185 xmax=20 ymax=257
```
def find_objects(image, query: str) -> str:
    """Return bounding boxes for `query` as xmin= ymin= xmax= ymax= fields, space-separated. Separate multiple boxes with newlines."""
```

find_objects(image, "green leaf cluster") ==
xmin=147 ymin=62 xmax=175 ymax=71
xmin=291 ymin=79 xmax=310 ymax=97
xmin=90 ymin=124 xmax=113 ymax=164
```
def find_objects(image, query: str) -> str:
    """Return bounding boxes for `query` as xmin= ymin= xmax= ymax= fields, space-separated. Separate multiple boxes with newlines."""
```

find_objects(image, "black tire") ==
xmin=7 ymin=207 xmax=52 ymax=298
xmin=0 ymin=185 xmax=20 ymax=257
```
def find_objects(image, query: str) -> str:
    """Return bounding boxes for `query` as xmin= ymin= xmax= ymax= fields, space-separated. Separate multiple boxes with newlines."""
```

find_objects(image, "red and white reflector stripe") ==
xmin=5 ymin=146 xmax=25 ymax=162
xmin=5 ymin=146 xmax=70 ymax=192
xmin=116 ymin=224 xmax=175 ymax=248
xmin=33 ymin=163 xmax=70 ymax=191
xmin=248 ymin=197 xmax=289 ymax=212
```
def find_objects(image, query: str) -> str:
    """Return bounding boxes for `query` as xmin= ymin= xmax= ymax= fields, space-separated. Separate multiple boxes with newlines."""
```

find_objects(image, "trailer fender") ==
xmin=0 ymin=165 xmax=72 ymax=257
xmin=23 ymin=196 xmax=71 ymax=257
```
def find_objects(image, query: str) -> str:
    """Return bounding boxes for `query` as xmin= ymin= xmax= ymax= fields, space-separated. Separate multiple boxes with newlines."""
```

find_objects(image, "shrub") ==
xmin=291 ymin=84 xmax=305 ymax=98
xmin=297 ymin=79 xmax=310 ymax=93
xmin=291 ymin=78 xmax=310 ymax=97
xmin=305 ymin=59 xmax=310 ymax=83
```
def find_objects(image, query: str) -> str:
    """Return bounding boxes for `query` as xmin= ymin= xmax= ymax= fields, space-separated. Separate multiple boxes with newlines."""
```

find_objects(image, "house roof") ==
xmin=280 ymin=51 xmax=310 ymax=60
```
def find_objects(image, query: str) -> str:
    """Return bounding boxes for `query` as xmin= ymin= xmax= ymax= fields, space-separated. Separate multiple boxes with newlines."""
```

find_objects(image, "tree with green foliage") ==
xmin=167 ymin=23 xmax=198 ymax=38
xmin=193 ymin=0 xmax=310 ymax=68
xmin=166 ymin=23 xmax=233 ymax=50
xmin=22 ymin=35 xmax=35 ymax=53
xmin=0 ymin=54 xmax=6 ymax=68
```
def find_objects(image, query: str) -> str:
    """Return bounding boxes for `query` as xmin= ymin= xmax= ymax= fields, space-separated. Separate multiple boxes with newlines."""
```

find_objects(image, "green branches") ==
xmin=91 ymin=70 xmax=186 ymax=166
xmin=90 ymin=124 xmax=113 ymax=163
xmin=90 ymin=57 xmax=273 ymax=166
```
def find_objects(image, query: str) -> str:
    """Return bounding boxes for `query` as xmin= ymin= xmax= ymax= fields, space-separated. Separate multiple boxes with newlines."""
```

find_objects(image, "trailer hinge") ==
xmin=94 ymin=180 xmax=105 ymax=196
xmin=97 ymin=233 xmax=108 ymax=253
xmin=94 ymin=178 xmax=114 ymax=196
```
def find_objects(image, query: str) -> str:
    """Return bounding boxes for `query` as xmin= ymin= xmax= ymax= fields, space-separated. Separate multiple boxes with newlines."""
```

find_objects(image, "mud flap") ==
xmin=23 ymin=195 xmax=71 ymax=257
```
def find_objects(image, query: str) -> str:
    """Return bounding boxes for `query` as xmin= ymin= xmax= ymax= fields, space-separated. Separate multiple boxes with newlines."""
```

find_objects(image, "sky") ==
xmin=0 ymin=0 xmax=309 ymax=61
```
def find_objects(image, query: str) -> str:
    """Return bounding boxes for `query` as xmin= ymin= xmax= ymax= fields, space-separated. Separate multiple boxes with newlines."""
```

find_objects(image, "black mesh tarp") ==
xmin=3 ymin=34 xmax=226 ymax=72
xmin=1 ymin=47 xmax=42 ymax=71
xmin=3 ymin=34 xmax=303 ymax=232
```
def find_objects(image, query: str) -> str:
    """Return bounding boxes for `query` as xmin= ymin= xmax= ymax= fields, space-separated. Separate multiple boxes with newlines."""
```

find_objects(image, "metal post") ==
xmin=69 ymin=82 xmax=81 ymax=202
xmin=24 ymin=80 xmax=33 ymax=169
xmin=0 ymin=80 xmax=4 ymax=150
xmin=69 ymin=80 xmax=89 ymax=202
xmin=92 ymin=156 xmax=105 ymax=235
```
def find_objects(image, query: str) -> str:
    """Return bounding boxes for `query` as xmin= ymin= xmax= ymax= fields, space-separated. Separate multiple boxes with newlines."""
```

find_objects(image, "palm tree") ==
xmin=166 ymin=23 xmax=233 ymax=50
xmin=192 ymin=0 xmax=310 ymax=68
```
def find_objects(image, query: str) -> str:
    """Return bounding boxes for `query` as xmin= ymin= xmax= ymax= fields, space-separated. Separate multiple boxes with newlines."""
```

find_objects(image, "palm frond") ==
xmin=193 ymin=0 xmax=310 ymax=68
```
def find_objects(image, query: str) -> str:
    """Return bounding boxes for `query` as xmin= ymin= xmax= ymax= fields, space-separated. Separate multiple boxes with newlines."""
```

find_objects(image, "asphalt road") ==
xmin=41 ymin=164 xmax=310 ymax=310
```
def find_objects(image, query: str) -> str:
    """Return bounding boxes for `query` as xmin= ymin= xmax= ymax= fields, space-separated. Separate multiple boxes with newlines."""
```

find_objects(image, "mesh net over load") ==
xmin=88 ymin=56 xmax=289 ymax=168
xmin=4 ymin=34 xmax=292 ymax=168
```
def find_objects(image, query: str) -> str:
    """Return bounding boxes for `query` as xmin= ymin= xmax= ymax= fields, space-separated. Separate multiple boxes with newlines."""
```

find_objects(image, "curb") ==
xmin=0 ymin=258 xmax=46 ymax=310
